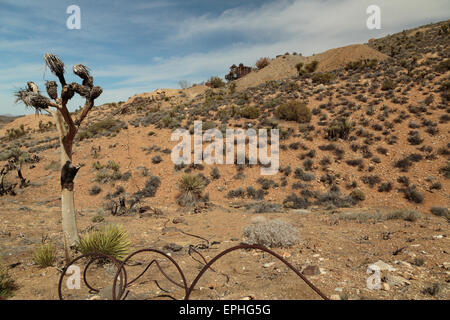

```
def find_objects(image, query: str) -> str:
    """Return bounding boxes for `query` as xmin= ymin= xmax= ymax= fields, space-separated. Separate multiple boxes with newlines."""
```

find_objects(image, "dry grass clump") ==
xmin=386 ymin=210 xmax=421 ymax=222
xmin=242 ymin=218 xmax=300 ymax=248
xmin=256 ymin=57 xmax=270 ymax=70
xmin=430 ymin=207 xmax=449 ymax=221
xmin=33 ymin=242 xmax=57 ymax=268
xmin=77 ymin=225 xmax=131 ymax=261
xmin=330 ymin=211 xmax=383 ymax=223
xmin=0 ymin=262 xmax=17 ymax=299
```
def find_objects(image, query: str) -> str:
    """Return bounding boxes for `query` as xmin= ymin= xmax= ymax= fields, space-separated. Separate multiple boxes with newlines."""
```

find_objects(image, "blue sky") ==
xmin=1 ymin=0 xmax=449 ymax=115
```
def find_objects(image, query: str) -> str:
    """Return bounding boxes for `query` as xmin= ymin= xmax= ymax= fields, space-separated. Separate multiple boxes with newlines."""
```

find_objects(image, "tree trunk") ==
xmin=51 ymin=110 xmax=80 ymax=259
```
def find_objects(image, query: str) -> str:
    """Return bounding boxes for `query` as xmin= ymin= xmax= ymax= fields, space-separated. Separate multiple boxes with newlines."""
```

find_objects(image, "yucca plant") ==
xmin=33 ymin=242 xmax=57 ymax=268
xmin=177 ymin=174 xmax=205 ymax=207
xmin=77 ymin=225 xmax=131 ymax=261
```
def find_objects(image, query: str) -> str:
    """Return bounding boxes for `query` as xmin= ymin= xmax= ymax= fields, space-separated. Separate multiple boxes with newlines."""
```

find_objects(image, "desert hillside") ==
xmin=0 ymin=20 xmax=449 ymax=300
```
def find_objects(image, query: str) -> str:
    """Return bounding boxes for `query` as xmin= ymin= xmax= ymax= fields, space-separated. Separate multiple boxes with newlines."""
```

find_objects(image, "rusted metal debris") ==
xmin=58 ymin=244 xmax=328 ymax=300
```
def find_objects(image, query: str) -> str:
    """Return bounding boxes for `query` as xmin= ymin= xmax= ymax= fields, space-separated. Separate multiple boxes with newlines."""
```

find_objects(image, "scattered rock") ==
xmin=172 ymin=217 xmax=185 ymax=224
xmin=370 ymin=260 xmax=396 ymax=272
xmin=302 ymin=265 xmax=320 ymax=276
xmin=384 ymin=273 xmax=410 ymax=287
xmin=163 ymin=243 xmax=183 ymax=252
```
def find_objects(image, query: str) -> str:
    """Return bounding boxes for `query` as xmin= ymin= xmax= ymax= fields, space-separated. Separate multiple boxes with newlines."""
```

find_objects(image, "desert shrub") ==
xmin=434 ymin=59 xmax=450 ymax=73
xmin=280 ymin=165 xmax=292 ymax=176
xmin=275 ymin=101 xmax=311 ymax=123
xmin=311 ymin=72 xmax=335 ymax=84
xmin=78 ymin=119 xmax=126 ymax=141
xmin=283 ymin=193 xmax=310 ymax=209
xmin=394 ymin=157 xmax=413 ymax=172
xmin=439 ymin=162 xmax=450 ymax=178
xmin=0 ymin=263 xmax=16 ymax=298
xmin=378 ymin=182 xmax=393 ymax=192
xmin=315 ymin=190 xmax=353 ymax=208
xmin=6 ymin=124 xmax=27 ymax=140
xmin=401 ymin=185 xmax=424 ymax=203
xmin=327 ymin=118 xmax=352 ymax=140
xmin=134 ymin=176 xmax=161 ymax=199
xmin=239 ymin=105 xmax=261 ymax=119
xmin=386 ymin=210 xmax=421 ymax=222
xmin=245 ymin=202 xmax=283 ymax=213
xmin=430 ymin=182 xmax=442 ymax=190
xmin=295 ymin=62 xmax=304 ymax=72
xmin=381 ymin=78 xmax=396 ymax=91
xmin=246 ymin=186 xmax=256 ymax=198
xmin=346 ymin=159 xmax=363 ymax=167
xmin=89 ymin=185 xmax=102 ymax=196
xmin=331 ymin=211 xmax=382 ymax=223
xmin=33 ymin=242 xmax=57 ymax=268
xmin=242 ymin=219 xmax=300 ymax=248
xmin=177 ymin=174 xmax=205 ymax=206
xmin=407 ymin=130 xmax=423 ymax=145
xmin=152 ymin=155 xmax=162 ymax=164
xmin=227 ymin=187 xmax=246 ymax=199
xmin=77 ymin=225 xmax=131 ymax=261
xmin=361 ymin=175 xmax=381 ymax=187
xmin=304 ymin=60 xmax=319 ymax=73
xmin=107 ymin=160 xmax=120 ymax=172
xmin=430 ymin=207 xmax=449 ymax=221
xmin=210 ymin=167 xmax=220 ymax=180
xmin=92 ymin=161 xmax=104 ymax=170
xmin=257 ymin=177 xmax=277 ymax=190
xmin=350 ymin=189 xmax=366 ymax=202
xmin=294 ymin=167 xmax=315 ymax=181
xmin=303 ymin=158 xmax=313 ymax=171
xmin=256 ymin=57 xmax=270 ymax=70
xmin=207 ymin=76 xmax=225 ymax=88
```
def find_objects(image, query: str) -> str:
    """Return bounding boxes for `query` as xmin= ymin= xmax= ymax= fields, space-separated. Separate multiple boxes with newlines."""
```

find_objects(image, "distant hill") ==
xmin=0 ymin=115 xmax=23 ymax=130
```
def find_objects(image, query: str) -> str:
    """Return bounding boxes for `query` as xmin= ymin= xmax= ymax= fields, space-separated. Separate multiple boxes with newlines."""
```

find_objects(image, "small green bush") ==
xmin=381 ymin=78 xmax=396 ymax=91
xmin=6 ymin=124 xmax=27 ymax=140
xmin=77 ymin=225 xmax=131 ymax=261
xmin=275 ymin=101 xmax=311 ymax=123
xmin=311 ymin=72 xmax=335 ymax=84
xmin=304 ymin=60 xmax=319 ymax=73
xmin=239 ymin=105 xmax=261 ymax=119
xmin=33 ymin=242 xmax=57 ymax=268
xmin=207 ymin=76 xmax=225 ymax=88
xmin=327 ymin=118 xmax=352 ymax=140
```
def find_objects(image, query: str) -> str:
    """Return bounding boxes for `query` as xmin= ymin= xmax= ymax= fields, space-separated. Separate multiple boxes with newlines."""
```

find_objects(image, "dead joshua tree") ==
xmin=0 ymin=158 xmax=29 ymax=196
xmin=15 ymin=53 xmax=103 ymax=260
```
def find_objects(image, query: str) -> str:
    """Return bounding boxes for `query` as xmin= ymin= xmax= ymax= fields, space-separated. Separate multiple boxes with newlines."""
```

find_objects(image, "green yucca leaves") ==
xmin=33 ymin=242 xmax=57 ymax=268
xmin=77 ymin=225 xmax=131 ymax=261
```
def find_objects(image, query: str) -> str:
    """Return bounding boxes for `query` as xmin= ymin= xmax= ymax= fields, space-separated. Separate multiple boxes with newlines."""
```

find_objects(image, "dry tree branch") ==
xmin=44 ymin=53 xmax=66 ymax=86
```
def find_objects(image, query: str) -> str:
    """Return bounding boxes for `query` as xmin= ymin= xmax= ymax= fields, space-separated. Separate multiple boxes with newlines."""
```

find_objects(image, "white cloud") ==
xmin=2 ymin=0 xmax=449 ymax=115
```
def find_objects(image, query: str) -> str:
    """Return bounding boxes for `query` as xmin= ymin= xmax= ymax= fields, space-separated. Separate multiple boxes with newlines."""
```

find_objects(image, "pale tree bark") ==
xmin=49 ymin=109 xmax=79 ymax=256
xmin=15 ymin=54 xmax=102 ymax=262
